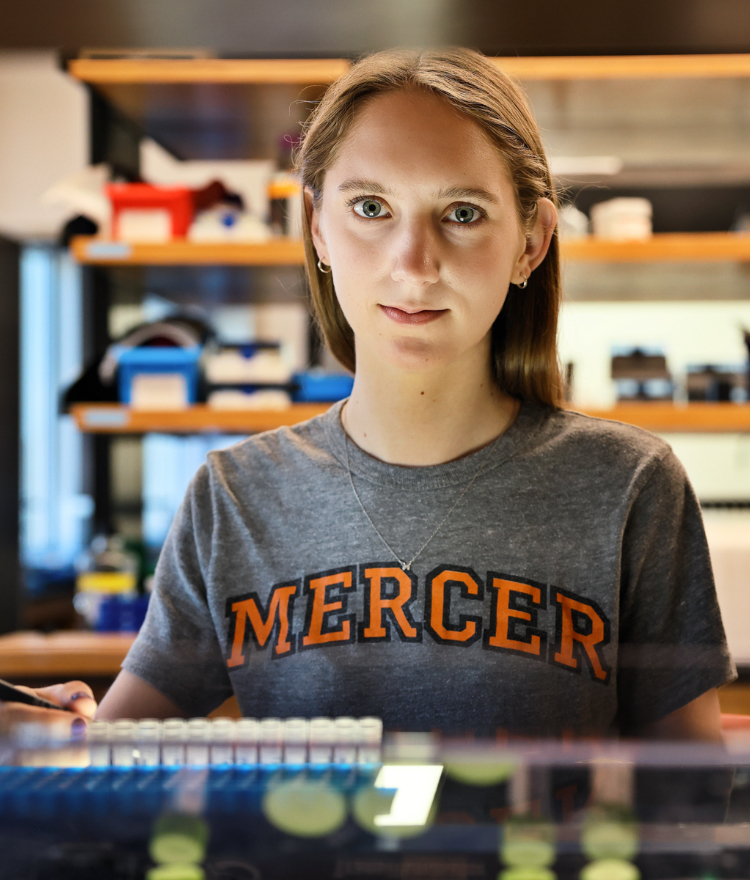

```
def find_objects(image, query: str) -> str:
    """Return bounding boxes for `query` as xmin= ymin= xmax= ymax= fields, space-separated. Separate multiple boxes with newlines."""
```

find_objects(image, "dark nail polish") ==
xmin=71 ymin=717 xmax=87 ymax=738
xmin=69 ymin=692 xmax=91 ymax=702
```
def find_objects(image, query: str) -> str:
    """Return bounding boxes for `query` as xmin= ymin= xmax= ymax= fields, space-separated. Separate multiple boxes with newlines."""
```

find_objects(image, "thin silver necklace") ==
xmin=342 ymin=407 xmax=501 ymax=572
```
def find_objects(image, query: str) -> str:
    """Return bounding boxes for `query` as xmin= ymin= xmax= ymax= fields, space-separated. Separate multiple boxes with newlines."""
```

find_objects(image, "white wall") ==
xmin=0 ymin=51 xmax=88 ymax=241
xmin=559 ymin=300 xmax=750 ymax=500
xmin=559 ymin=300 xmax=750 ymax=409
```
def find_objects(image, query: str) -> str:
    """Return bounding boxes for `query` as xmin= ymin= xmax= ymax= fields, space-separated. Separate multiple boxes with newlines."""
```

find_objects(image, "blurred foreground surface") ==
xmin=1 ymin=728 xmax=749 ymax=879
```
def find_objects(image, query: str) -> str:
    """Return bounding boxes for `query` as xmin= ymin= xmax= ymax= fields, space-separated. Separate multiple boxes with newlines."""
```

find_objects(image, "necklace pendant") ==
xmin=401 ymin=562 xmax=411 ymax=571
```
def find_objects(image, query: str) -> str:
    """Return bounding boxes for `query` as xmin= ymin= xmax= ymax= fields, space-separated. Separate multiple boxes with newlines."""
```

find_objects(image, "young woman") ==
xmin=1 ymin=48 xmax=733 ymax=740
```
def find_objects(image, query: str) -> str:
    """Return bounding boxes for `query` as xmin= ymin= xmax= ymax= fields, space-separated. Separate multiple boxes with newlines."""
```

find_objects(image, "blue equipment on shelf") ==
xmin=291 ymin=371 xmax=354 ymax=402
xmin=117 ymin=346 xmax=202 ymax=405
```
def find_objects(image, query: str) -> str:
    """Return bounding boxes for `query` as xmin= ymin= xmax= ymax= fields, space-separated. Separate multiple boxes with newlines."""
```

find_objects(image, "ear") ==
xmin=512 ymin=197 xmax=557 ymax=285
xmin=304 ymin=186 xmax=329 ymax=264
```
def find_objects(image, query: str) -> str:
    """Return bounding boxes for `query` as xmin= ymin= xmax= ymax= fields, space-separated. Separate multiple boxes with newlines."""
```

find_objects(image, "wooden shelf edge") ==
xmin=0 ymin=631 xmax=135 ymax=678
xmin=69 ymin=402 xmax=332 ymax=434
xmin=71 ymin=233 xmax=750 ymax=266
xmin=68 ymin=55 xmax=750 ymax=84
xmin=576 ymin=402 xmax=750 ymax=433
xmin=562 ymin=232 xmax=750 ymax=262
xmin=70 ymin=236 xmax=306 ymax=266
xmin=67 ymin=57 xmax=351 ymax=85
xmin=69 ymin=402 xmax=750 ymax=435
xmin=493 ymin=54 xmax=750 ymax=80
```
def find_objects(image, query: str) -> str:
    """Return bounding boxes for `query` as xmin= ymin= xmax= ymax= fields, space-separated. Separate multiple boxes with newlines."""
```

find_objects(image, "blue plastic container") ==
xmin=292 ymin=371 xmax=354 ymax=402
xmin=116 ymin=346 xmax=201 ymax=405
xmin=95 ymin=594 xmax=150 ymax=632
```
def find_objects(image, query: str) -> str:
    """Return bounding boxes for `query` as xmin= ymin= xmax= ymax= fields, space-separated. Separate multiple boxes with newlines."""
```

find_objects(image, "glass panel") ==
xmin=20 ymin=245 xmax=92 ymax=581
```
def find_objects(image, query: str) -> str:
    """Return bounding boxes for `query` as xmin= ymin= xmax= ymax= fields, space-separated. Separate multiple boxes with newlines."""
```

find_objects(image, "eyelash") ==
xmin=344 ymin=195 xmax=487 ymax=225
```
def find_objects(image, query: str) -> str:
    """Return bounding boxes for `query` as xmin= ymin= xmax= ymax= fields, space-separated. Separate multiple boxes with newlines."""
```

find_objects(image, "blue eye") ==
xmin=447 ymin=205 xmax=478 ymax=224
xmin=353 ymin=199 xmax=384 ymax=218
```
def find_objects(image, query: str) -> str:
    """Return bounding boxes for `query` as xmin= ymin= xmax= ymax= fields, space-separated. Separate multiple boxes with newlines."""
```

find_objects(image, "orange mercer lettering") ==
xmin=302 ymin=568 xmax=355 ymax=647
xmin=485 ymin=576 xmax=545 ymax=657
xmin=552 ymin=589 xmax=611 ymax=683
xmin=360 ymin=566 xmax=420 ymax=642
xmin=226 ymin=583 xmax=298 ymax=667
xmin=425 ymin=567 xmax=483 ymax=646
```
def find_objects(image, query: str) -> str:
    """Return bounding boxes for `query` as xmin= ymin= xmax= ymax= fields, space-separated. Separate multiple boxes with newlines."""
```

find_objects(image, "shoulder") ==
xmin=539 ymin=405 xmax=672 ymax=459
xmin=202 ymin=404 xmax=340 ymax=489
xmin=522 ymin=404 xmax=678 ymax=492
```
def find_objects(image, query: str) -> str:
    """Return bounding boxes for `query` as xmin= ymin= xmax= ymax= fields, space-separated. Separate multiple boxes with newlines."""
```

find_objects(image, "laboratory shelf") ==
xmin=0 ymin=630 xmax=135 ymax=678
xmin=67 ymin=54 xmax=750 ymax=86
xmin=581 ymin=402 xmax=750 ymax=433
xmin=562 ymin=232 xmax=750 ymax=262
xmin=69 ymin=402 xmax=330 ymax=434
xmin=71 ymin=233 xmax=750 ymax=266
xmin=69 ymin=402 xmax=750 ymax=435
xmin=67 ymin=57 xmax=351 ymax=85
xmin=70 ymin=236 xmax=305 ymax=266
xmin=66 ymin=54 xmax=750 ymax=164
xmin=493 ymin=53 xmax=750 ymax=80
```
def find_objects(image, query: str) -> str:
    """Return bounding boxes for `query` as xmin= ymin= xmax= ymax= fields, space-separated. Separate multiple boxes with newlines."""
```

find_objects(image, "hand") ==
xmin=0 ymin=681 xmax=97 ymax=739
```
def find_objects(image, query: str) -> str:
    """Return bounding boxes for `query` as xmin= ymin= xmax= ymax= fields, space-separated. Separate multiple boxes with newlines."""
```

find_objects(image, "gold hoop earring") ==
xmin=317 ymin=258 xmax=332 ymax=274
xmin=517 ymin=275 xmax=528 ymax=289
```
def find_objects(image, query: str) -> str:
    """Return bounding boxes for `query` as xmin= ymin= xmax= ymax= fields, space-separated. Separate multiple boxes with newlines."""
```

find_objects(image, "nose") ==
xmin=390 ymin=218 xmax=441 ymax=288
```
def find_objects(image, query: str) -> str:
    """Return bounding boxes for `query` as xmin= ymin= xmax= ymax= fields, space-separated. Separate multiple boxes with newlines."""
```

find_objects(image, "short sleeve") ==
xmin=122 ymin=464 xmax=234 ymax=716
xmin=617 ymin=450 xmax=736 ymax=731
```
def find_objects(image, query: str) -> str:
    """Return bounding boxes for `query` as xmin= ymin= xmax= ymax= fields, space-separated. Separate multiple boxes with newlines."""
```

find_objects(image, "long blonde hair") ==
xmin=296 ymin=48 xmax=563 ymax=407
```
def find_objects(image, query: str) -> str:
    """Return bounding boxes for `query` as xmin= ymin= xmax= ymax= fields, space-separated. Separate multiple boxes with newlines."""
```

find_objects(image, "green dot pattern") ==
xmin=262 ymin=778 xmax=347 ymax=838
xmin=146 ymin=864 xmax=205 ymax=880
xmin=444 ymin=760 xmax=516 ymax=786
xmin=580 ymin=858 xmax=640 ymax=880
xmin=501 ymin=819 xmax=556 ymax=868
xmin=149 ymin=814 xmax=208 ymax=866
xmin=581 ymin=820 xmax=639 ymax=861
xmin=498 ymin=868 xmax=557 ymax=880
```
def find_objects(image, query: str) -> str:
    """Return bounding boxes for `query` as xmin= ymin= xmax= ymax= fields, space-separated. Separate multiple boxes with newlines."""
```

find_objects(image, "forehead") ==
xmin=326 ymin=88 xmax=514 ymax=195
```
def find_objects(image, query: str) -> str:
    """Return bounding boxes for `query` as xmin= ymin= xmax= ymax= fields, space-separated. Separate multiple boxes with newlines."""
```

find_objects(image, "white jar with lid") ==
xmin=590 ymin=198 xmax=652 ymax=241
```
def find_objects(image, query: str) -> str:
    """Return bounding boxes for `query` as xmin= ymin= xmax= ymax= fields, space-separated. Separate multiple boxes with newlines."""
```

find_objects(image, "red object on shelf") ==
xmin=722 ymin=713 xmax=750 ymax=730
xmin=106 ymin=183 xmax=194 ymax=239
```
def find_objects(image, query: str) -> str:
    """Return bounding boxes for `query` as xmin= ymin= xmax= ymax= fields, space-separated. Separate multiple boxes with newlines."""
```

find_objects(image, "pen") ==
xmin=0 ymin=678 xmax=72 ymax=713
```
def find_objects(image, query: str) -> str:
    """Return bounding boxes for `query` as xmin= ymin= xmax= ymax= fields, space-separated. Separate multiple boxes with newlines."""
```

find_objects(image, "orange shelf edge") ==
xmin=67 ymin=55 xmax=750 ymax=85
xmin=575 ymin=402 xmax=750 ymax=433
xmin=70 ymin=234 xmax=750 ymax=266
xmin=68 ymin=402 xmax=750 ymax=435
xmin=70 ymin=236 xmax=306 ymax=266
xmin=0 ymin=631 xmax=135 ymax=678
xmin=67 ymin=57 xmax=351 ymax=85
xmin=493 ymin=53 xmax=750 ymax=80
xmin=562 ymin=232 xmax=750 ymax=262
xmin=69 ymin=402 xmax=332 ymax=434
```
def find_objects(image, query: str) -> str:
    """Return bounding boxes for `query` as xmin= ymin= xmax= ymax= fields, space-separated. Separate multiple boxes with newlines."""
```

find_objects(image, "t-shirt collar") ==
xmin=322 ymin=397 xmax=544 ymax=490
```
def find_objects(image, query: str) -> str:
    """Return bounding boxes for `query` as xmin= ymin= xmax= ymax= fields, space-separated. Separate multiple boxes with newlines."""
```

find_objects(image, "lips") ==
xmin=380 ymin=305 xmax=448 ymax=326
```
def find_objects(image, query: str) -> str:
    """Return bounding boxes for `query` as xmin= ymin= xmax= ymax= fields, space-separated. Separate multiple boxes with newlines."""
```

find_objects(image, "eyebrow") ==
xmin=336 ymin=179 xmax=499 ymax=204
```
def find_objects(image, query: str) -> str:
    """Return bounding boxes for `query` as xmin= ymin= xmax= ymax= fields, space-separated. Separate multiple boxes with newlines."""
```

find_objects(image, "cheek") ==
xmin=330 ymin=266 xmax=368 ymax=330
xmin=329 ymin=237 xmax=384 ymax=319
xmin=330 ymin=226 xmax=383 ymax=272
xmin=451 ymin=251 xmax=513 ymax=308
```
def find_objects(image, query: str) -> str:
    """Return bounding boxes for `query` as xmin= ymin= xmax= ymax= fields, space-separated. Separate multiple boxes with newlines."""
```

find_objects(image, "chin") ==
xmin=379 ymin=337 xmax=457 ymax=373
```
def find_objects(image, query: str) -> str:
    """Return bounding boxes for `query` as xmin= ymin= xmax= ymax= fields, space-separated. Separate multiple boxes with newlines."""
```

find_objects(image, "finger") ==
xmin=0 ymin=701 xmax=87 ymax=739
xmin=36 ymin=681 xmax=98 ymax=720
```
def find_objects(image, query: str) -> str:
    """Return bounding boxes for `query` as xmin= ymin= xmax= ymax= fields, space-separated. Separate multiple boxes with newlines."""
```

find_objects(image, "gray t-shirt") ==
xmin=123 ymin=400 xmax=735 ymax=736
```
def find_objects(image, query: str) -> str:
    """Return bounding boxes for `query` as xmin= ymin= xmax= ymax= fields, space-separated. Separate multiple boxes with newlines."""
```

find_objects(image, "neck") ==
xmin=342 ymin=353 xmax=519 ymax=466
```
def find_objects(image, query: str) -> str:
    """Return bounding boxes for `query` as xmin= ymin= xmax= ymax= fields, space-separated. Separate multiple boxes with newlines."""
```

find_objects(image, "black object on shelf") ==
xmin=63 ymin=315 xmax=213 ymax=407
xmin=686 ymin=365 xmax=742 ymax=402
xmin=611 ymin=347 xmax=672 ymax=402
